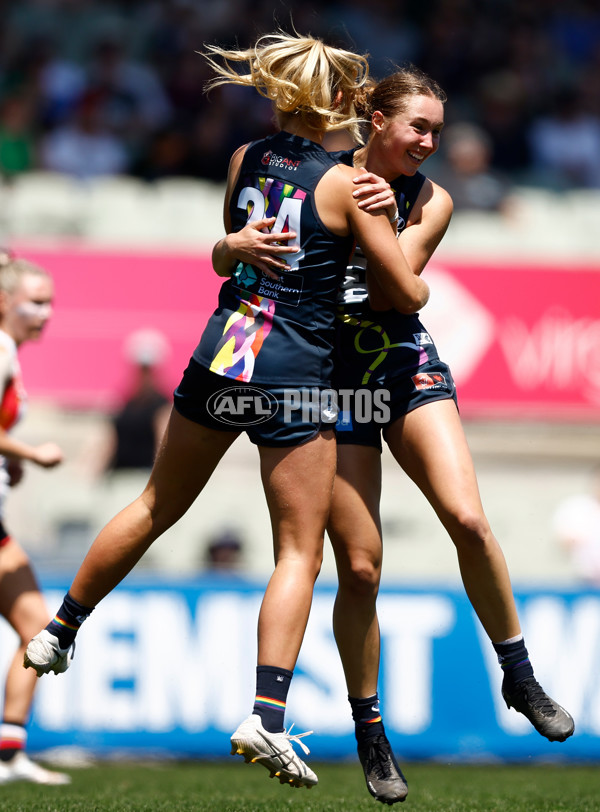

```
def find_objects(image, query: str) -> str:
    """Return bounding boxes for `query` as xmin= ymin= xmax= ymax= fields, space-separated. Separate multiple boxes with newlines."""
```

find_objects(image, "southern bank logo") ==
xmin=208 ymin=386 xmax=278 ymax=426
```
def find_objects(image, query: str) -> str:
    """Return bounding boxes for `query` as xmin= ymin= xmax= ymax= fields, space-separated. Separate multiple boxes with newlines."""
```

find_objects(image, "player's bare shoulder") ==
xmin=227 ymin=143 xmax=250 ymax=182
xmin=409 ymin=177 xmax=453 ymax=229
xmin=429 ymin=178 xmax=453 ymax=219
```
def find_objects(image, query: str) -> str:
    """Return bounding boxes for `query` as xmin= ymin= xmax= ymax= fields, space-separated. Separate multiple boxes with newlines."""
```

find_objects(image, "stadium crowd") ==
xmin=0 ymin=0 xmax=600 ymax=193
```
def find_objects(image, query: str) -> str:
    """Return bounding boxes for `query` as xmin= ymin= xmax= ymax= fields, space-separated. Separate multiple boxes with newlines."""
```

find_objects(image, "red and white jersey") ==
xmin=0 ymin=330 xmax=26 ymax=430
xmin=0 ymin=330 xmax=26 ymax=516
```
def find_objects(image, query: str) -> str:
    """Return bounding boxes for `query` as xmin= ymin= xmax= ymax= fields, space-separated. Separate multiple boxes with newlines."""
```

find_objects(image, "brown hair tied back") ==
xmin=353 ymin=80 xmax=377 ymax=119
xmin=363 ymin=65 xmax=446 ymax=120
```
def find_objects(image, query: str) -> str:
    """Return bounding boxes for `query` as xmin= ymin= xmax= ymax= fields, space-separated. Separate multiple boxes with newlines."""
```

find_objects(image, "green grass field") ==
xmin=1 ymin=760 xmax=599 ymax=812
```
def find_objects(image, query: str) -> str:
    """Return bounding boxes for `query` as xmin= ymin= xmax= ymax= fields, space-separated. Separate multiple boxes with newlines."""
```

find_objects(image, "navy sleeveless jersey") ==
xmin=194 ymin=131 xmax=354 ymax=386
xmin=333 ymin=149 xmax=440 ymax=387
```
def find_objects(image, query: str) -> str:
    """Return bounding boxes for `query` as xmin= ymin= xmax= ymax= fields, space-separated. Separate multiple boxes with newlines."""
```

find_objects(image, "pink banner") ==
xmin=424 ymin=260 xmax=600 ymax=419
xmin=15 ymin=243 xmax=223 ymax=409
xmin=12 ymin=244 xmax=600 ymax=419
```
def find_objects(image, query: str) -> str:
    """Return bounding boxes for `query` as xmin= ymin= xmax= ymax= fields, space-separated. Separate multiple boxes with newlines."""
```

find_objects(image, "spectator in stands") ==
xmin=431 ymin=121 xmax=515 ymax=213
xmin=0 ymin=96 xmax=37 ymax=178
xmin=86 ymin=35 xmax=172 ymax=141
xmin=528 ymin=86 xmax=600 ymax=189
xmin=105 ymin=329 xmax=171 ymax=473
xmin=476 ymin=70 xmax=532 ymax=177
xmin=40 ymin=88 xmax=130 ymax=179
xmin=1 ymin=0 xmax=600 ymax=190
xmin=186 ymin=105 xmax=243 ymax=182
xmin=10 ymin=35 xmax=87 ymax=131
xmin=92 ymin=329 xmax=171 ymax=572
xmin=203 ymin=529 xmax=244 ymax=573
xmin=131 ymin=125 xmax=193 ymax=181
xmin=326 ymin=0 xmax=421 ymax=78
xmin=553 ymin=465 xmax=600 ymax=587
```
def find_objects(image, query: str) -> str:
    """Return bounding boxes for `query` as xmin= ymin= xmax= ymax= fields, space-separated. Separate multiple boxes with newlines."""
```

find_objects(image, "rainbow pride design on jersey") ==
xmin=257 ymin=176 xmax=306 ymax=217
xmin=208 ymin=175 xmax=307 ymax=381
xmin=209 ymin=293 xmax=275 ymax=382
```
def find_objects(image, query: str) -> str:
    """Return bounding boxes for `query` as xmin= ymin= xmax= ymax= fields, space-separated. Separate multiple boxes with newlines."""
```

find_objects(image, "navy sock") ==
xmin=349 ymin=693 xmax=385 ymax=743
xmin=46 ymin=592 xmax=94 ymax=649
xmin=252 ymin=665 xmax=293 ymax=733
xmin=493 ymin=637 xmax=534 ymax=690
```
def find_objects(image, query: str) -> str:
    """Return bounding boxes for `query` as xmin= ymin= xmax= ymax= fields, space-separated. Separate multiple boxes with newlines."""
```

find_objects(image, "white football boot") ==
xmin=0 ymin=752 xmax=71 ymax=785
xmin=230 ymin=714 xmax=317 ymax=788
xmin=23 ymin=630 xmax=74 ymax=676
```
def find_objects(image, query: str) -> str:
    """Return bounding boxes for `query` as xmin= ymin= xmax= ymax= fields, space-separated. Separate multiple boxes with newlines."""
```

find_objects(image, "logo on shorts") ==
xmin=412 ymin=372 xmax=447 ymax=391
xmin=207 ymin=386 xmax=278 ymax=426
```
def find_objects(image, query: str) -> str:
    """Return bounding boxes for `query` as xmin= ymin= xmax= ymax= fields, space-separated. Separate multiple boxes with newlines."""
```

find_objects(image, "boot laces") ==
xmin=283 ymin=724 xmax=313 ymax=756
xmin=364 ymin=736 xmax=394 ymax=780
xmin=523 ymin=679 xmax=556 ymax=716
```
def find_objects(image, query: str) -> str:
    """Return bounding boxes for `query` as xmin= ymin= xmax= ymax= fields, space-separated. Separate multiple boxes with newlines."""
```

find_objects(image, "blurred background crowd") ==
xmin=1 ymin=0 xmax=600 ymax=199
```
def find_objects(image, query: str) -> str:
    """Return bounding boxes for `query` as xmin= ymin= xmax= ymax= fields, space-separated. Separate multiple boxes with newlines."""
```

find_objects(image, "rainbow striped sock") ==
xmin=46 ymin=592 xmax=94 ymax=649
xmin=252 ymin=665 xmax=293 ymax=733
xmin=349 ymin=693 xmax=385 ymax=743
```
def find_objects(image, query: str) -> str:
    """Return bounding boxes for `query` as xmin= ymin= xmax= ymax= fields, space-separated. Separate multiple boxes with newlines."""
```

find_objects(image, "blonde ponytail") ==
xmin=201 ymin=32 xmax=370 ymax=141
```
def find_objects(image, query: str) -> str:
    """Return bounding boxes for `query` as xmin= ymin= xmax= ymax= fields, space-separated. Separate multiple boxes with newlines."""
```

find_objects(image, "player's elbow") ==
xmin=393 ymin=280 xmax=430 ymax=314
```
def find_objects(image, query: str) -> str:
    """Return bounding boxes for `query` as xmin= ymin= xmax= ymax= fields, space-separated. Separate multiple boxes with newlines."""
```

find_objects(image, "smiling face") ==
xmin=369 ymin=93 xmax=445 ymax=180
xmin=1 ymin=273 xmax=54 ymax=346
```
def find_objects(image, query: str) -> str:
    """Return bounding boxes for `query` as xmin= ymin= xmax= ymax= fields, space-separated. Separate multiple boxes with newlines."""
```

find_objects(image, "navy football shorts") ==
xmin=334 ymin=358 xmax=457 ymax=452
xmin=174 ymin=357 xmax=338 ymax=448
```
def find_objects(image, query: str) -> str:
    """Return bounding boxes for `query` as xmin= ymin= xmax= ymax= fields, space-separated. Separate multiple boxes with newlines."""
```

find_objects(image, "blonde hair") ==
xmin=0 ymin=249 xmax=50 ymax=294
xmin=202 ymin=32 xmax=370 ymax=141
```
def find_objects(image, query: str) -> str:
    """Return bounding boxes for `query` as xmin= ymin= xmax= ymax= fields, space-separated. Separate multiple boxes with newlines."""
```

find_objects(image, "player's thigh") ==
xmin=259 ymin=430 xmax=336 ymax=546
xmin=386 ymin=398 xmax=485 ymax=521
xmin=144 ymin=407 xmax=239 ymax=518
xmin=0 ymin=539 xmax=49 ymax=636
xmin=329 ymin=444 xmax=383 ymax=567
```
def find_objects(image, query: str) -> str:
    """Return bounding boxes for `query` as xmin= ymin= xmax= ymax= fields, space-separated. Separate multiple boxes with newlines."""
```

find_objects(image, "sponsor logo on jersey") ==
xmin=412 ymin=372 xmax=447 ymax=391
xmin=261 ymin=151 xmax=301 ymax=171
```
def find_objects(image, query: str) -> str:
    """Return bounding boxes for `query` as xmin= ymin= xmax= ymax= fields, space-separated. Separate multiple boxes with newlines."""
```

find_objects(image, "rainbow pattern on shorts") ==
xmin=209 ymin=293 xmax=275 ymax=382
